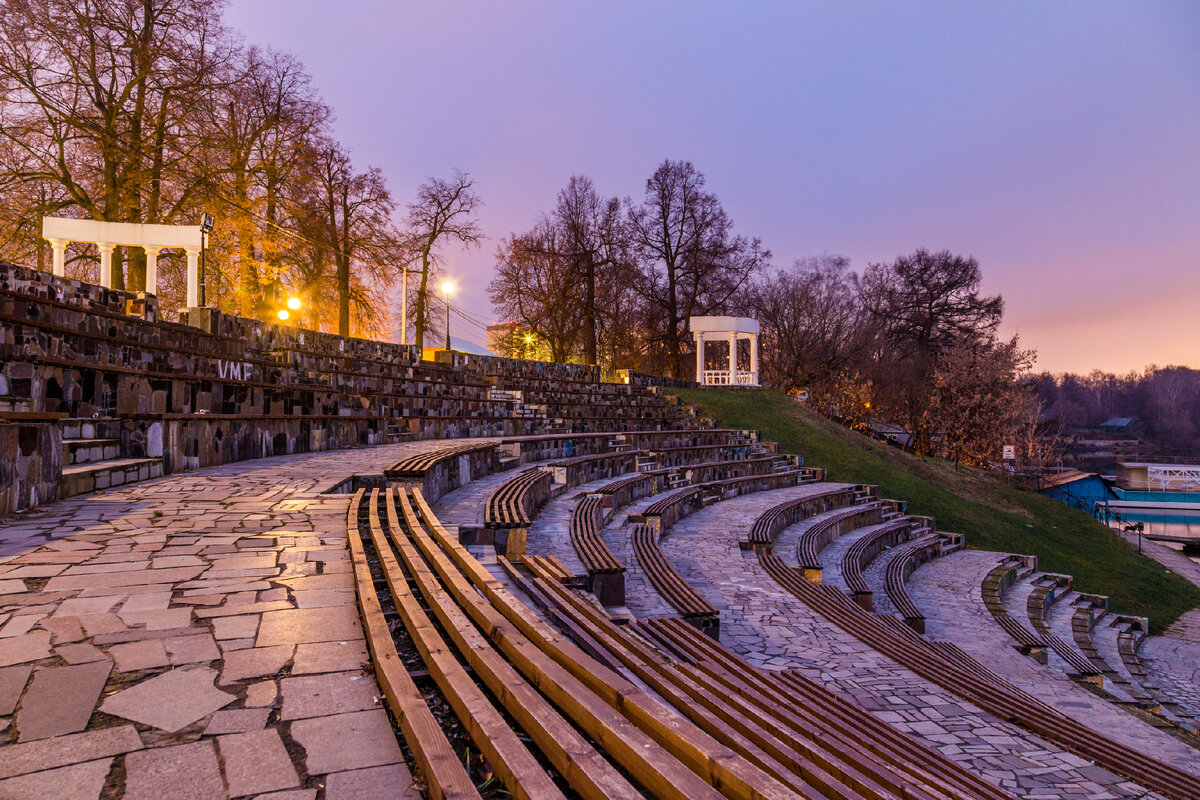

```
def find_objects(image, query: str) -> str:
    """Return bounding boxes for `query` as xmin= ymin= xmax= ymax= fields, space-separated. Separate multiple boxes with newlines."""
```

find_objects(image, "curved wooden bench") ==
xmin=546 ymin=451 xmax=640 ymax=487
xmin=1026 ymin=578 xmax=1101 ymax=679
xmin=485 ymin=467 xmax=553 ymax=527
xmin=570 ymin=495 xmax=626 ymax=606
xmin=796 ymin=503 xmax=886 ymax=581
xmin=1069 ymin=596 xmax=1125 ymax=682
xmin=980 ymin=559 xmax=1046 ymax=654
xmin=385 ymin=441 xmax=500 ymax=502
xmin=644 ymin=443 xmax=757 ymax=469
xmin=521 ymin=556 xmax=1018 ymax=800
xmin=345 ymin=489 xmax=484 ymax=799
xmin=631 ymin=523 xmax=719 ymax=636
xmin=745 ymin=486 xmax=869 ymax=552
xmin=882 ymin=532 xmax=948 ymax=633
xmin=842 ymin=517 xmax=931 ymax=610
xmin=758 ymin=549 xmax=1200 ymax=800
xmin=669 ymin=456 xmax=782 ymax=484
xmin=596 ymin=472 xmax=657 ymax=509
xmin=407 ymin=490 xmax=788 ymax=800
xmin=385 ymin=441 xmax=497 ymax=478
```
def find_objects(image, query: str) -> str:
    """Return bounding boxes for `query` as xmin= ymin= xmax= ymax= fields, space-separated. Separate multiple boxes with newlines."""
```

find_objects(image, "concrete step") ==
xmin=60 ymin=457 xmax=163 ymax=499
xmin=62 ymin=438 xmax=121 ymax=465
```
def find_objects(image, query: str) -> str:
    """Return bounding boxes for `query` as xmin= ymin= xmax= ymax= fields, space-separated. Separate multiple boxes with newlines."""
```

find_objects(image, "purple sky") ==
xmin=225 ymin=1 xmax=1200 ymax=374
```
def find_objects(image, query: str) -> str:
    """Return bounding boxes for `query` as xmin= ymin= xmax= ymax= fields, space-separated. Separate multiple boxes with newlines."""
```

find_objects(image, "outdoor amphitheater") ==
xmin=1 ymin=260 xmax=1199 ymax=800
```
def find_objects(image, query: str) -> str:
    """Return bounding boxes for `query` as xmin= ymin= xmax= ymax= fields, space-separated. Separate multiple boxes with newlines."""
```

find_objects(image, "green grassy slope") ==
xmin=670 ymin=387 xmax=1200 ymax=631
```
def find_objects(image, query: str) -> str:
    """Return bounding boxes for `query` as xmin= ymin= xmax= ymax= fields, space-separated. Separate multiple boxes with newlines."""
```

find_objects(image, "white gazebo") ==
xmin=690 ymin=315 xmax=759 ymax=387
xmin=42 ymin=217 xmax=204 ymax=305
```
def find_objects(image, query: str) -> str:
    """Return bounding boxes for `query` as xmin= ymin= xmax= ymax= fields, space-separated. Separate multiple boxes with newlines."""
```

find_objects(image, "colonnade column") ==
xmin=185 ymin=248 xmax=200 ymax=307
xmin=97 ymin=243 xmax=115 ymax=289
xmin=48 ymin=239 xmax=67 ymax=277
xmin=144 ymin=248 xmax=160 ymax=295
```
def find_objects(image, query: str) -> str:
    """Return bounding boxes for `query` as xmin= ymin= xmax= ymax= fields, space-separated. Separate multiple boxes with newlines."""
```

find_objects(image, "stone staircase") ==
xmin=489 ymin=388 xmax=541 ymax=419
xmin=59 ymin=418 xmax=162 ymax=499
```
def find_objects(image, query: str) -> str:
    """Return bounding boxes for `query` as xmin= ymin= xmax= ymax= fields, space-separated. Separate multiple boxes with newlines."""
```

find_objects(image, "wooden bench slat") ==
xmin=344 ymin=490 xmax=482 ymax=800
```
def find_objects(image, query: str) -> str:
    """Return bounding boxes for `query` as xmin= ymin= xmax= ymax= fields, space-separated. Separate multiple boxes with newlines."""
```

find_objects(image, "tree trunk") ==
xmin=414 ymin=249 xmax=431 ymax=350
xmin=337 ymin=253 xmax=350 ymax=336
xmin=583 ymin=257 xmax=597 ymax=365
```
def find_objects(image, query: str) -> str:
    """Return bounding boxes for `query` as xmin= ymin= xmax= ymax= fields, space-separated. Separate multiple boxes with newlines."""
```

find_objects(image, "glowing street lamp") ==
xmin=286 ymin=296 xmax=302 ymax=311
xmin=441 ymin=280 xmax=454 ymax=350
xmin=277 ymin=308 xmax=290 ymax=322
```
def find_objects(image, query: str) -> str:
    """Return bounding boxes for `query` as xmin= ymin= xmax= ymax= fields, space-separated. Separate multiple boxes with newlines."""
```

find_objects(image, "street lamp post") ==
xmin=442 ymin=280 xmax=454 ymax=351
xmin=199 ymin=213 xmax=214 ymax=307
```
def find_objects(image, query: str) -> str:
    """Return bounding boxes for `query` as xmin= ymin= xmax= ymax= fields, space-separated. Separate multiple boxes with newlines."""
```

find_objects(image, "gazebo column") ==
xmin=694 ymin=332 xmax=705 ymax=384
xmin=97 ymin=243 xmax=115 ymax=289
xmin=144 ymin=247 xmax=160 ymax=295
xmin=186 ymin=247 xmax=200 ymax=307
xmin=749 ymin=332 xmax=759 ymax=386
xmin=48 ymin=239 xmax=67 ymax=277
xmin=729 ymin=331 xmax=737 ymax=386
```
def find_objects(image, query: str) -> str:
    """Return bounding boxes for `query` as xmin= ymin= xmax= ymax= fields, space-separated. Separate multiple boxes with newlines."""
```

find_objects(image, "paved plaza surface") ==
xmin=2 ymin=442 xmax=1199 ymax=800
xmin=656 ymin=489 xmax=1194 ymax=799
xmin=0 ymin=440 xmax=480 ymax=800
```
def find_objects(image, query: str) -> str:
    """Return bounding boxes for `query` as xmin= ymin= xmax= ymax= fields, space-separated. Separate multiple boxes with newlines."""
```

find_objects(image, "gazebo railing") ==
xmin=703 ymin=370 xmax=757 ymax=386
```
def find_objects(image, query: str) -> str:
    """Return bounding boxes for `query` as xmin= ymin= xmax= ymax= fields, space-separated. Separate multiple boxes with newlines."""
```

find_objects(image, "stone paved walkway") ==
xmin=655 ymin=489 xmax=1172 ymax=798
xmin=1141 ymin=633 xmax=1200 ymax=722
xmin=0 ymin=440 xmax=487 ymax=800
xmin=907 ymin=548 xmax=1200 ymax=780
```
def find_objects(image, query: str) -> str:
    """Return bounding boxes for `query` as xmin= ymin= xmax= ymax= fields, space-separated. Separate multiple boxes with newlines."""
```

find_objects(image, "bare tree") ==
xmin=205 ymin=47 xmax=328 ymax=316
xmin=300 ymin=139 xmax=396 ymax=336
xmin=746 ymin=255 xmax=865 ymax=393
xmin=0 ymin=0 xmax=231 ymax=290
xmin=488 ymin=223 xmax=585 ymax=362
xmin=856 ymin=248 xmax=1004 ymax=452
xmin=401 ymin=170 xmax=482 ymax=349
xmin=627 ymin=160 xmax=768 ymax=378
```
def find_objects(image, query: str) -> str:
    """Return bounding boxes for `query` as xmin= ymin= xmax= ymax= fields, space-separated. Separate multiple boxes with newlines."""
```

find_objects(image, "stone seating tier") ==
xmin=0 ymin=261 xmax=714 ymax=511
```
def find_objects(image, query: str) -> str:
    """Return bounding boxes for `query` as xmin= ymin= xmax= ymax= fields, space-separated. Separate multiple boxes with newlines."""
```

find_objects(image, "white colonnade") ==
xmin=43 ymin=217 xmax=204 ymax=304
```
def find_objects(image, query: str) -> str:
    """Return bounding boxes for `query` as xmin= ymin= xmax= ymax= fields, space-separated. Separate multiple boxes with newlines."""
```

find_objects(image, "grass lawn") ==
xmin=669 ymin=387 xmax=1200 ymax=631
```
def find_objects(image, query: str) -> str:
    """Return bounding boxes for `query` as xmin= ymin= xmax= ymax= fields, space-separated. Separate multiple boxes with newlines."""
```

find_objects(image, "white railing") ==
xmin=703 ymin=370 xmax=757 ymax=386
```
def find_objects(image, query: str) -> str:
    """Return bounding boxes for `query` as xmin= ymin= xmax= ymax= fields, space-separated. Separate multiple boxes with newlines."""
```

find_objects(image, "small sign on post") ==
xmin=1002 ymin=445 xmax=1016 ymax=461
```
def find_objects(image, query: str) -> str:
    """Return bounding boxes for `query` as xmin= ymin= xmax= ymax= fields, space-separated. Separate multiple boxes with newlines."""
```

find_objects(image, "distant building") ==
xmin=1038 ymin=470 xmax=1116 ymax=512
